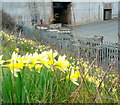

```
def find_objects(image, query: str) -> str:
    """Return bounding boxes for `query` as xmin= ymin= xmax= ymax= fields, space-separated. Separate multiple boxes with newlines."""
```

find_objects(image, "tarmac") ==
xmin=74 ymin=20 xmax=118 ymax=43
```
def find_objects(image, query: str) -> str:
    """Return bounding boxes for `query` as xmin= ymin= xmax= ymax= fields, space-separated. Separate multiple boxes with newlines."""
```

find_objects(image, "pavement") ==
xmin=74 ymin=20 xmax=118 ymax=43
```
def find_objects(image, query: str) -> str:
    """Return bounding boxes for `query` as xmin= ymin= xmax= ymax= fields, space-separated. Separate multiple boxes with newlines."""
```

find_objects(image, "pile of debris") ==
xmin=35 ymin=23 xmax=72 ymax=34
xmin=86 ymin=35 xmax=104 ymax=43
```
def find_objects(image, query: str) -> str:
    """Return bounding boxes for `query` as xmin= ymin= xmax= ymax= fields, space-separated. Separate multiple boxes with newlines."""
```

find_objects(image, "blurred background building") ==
xmin=1 ymin=0 xmax=118 ymax=26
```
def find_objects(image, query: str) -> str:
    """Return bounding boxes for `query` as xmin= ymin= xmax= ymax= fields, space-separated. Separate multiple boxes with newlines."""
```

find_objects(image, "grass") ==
xmin=0 ymin=31 xmax=119 ymax=103
xmin=2 ymin=67 xmax=77 ymax=103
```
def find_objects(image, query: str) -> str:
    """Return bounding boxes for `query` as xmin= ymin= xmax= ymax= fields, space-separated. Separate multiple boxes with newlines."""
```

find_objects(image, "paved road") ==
xmin=74 ymin=20 xmax=118 ymax=43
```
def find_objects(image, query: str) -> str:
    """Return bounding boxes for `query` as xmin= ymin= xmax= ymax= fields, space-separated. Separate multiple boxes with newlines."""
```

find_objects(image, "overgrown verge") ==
xmin=1 ymin=10 xmax=16 ymax=32
xmin=0 ymin=31 xmax=119 ymax=103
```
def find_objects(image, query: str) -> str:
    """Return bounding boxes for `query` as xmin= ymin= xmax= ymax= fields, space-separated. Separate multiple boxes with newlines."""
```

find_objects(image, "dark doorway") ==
xmin=52 ymin=2 xmax=71 ymax=24
xmin=104 ymin=9 xmax=112 ymax=20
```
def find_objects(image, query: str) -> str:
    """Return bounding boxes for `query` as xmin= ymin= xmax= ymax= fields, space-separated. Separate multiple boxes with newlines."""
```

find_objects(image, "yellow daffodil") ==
xmin=25 ymin=64 xmax=34 ymax=70
xmin=4 ymin=58 xmax=24 ymax=70
xmin=40 ymin=49 xmax=43 ymax=52
xmin=2 ymin=58 xmax=23 ymax=77
xmin=23 ymin=53 xmax=39 ymax=69
xmin=112 ymin=88 xmax=117 ymax=94
xmin=95 ymin=79 xmax=104 ymax=88
xmin=75 ymin=66 xmax=80 ymax=70
xmin=0 ymin=55 xmax=5 ymax=65
xmin=54 ymin=55 xmax=69 ymax=72
xmin=88 ymin=77 xmax=95 ymax=82
xmin=35 ymin=64 xmax=42 ymax=73
xmin=14 ymin=48 xmax=19 ymax=52
xmin=66 ymin=70 xmax=80 ymax=86
xmin=24 ymin=40 xmax=27 ymax=43
xmin=85 ymin=74 xmax=89 ymax=79
xmin=35 ymin=49 xmax=38 ymax=52
xmin=101 ymin=83 xmax=104 ymax=88
xmin=7 ymin=52 xmax=21 ymax=64
xmin=82 ymin=62 xmax=88 ymax=68
xmin=96 ymin=68 xmax=100 ymax=71
xmin=36 ymin=52 xmax=50 ymax=68
xmin=44 ymin=49 xmax=58 ymax=61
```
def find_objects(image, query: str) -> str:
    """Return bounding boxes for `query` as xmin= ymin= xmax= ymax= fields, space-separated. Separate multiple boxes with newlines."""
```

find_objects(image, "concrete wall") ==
xmin=112 ymin=2 xmax=118 ymax=19
xmin=71 ymin=2 xmax=104 ymax=25
xmin=2 ymin=2 xmax=52 ymax=26
xmin=1 ymin=1 xmax=118 ymax=26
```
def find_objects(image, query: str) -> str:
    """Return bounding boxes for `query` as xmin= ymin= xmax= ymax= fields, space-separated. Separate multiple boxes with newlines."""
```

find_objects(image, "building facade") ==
xmin=1 ymin=0 xmax=119 ymax=26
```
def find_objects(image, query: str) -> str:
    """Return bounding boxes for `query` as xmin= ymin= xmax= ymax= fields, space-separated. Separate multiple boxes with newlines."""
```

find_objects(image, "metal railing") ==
xmin=22 ymin=25 xmax=118 ymax=71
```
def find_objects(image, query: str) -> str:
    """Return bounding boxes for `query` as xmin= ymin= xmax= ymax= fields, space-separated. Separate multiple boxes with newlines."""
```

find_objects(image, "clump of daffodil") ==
xmin=1 ymin=31 xmax=119 ymax=91
xmin=38 ymin=45 xmax=50 ymax=52
xmin=18 ymin=49 xmax=69 ymax=73
xmin=22 ymin=53 xmax=39 ymax=70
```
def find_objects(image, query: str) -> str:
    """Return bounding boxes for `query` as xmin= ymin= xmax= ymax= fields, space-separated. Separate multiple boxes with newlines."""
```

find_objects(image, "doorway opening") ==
xmin=52 ymin=2 xmax=71 ymax=24
xmin=104 ymin=9 xmax=112 ymax=20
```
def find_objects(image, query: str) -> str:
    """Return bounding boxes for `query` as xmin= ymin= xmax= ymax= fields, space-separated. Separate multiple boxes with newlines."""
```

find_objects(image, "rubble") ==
xmin=35 ymin=23 xmax=72 ymax=34
xmin=86 ymin=35 xmax=104 ymax=43
xmin=49 ymin=23 xmax=62 ymax=29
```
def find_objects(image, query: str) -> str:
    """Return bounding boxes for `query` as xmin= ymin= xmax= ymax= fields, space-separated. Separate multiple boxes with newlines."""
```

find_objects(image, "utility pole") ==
xmin=118 ymin=2 xmax=120 ymax=72
xmin=71 ymin=3 xmax=80 ymax=59
xmin=43 ymin=0 xmax=45 ymax=24
xmin=89 ymin=0 xmax=90 ymax=22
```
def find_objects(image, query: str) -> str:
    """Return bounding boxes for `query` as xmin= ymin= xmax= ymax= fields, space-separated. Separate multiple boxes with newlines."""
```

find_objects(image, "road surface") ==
xmin=74 ymin=20 xmax=118 ymax=43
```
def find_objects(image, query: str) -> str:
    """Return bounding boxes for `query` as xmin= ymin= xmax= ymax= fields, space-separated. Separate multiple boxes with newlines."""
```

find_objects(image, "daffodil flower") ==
xmin=0 ymin=55 xmax=5 ymax=65
xmin=44 ymin=49 xmax=58 ymax=65
xmin=66 ymin=70 xmax=80 ymax=86
xmin=2 ymin=58 xmax=23 ymax=77
xmin=112 ymin=88 xmax=117 ymax=94
xmin=35 ymin=64 xmax=43 ymax=73
xmin=14 ymin=48 xmax=19 ymax=52
xmin=82 ymin=62 xmax=88 ymax=68
xmin=7 ymin=51 xmax=21 ymax=63
xmin=54 ymin=55 xmax=70 ymax=72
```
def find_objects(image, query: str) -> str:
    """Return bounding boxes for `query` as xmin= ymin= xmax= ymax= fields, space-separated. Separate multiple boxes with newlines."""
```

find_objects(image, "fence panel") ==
xmin=22 ymin=26 xmax=118 ymax=71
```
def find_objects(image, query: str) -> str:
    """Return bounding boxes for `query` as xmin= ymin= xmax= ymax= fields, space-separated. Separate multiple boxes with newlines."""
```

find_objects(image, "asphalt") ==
xmin=74 ymin=20 xmax=118 ymax=43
